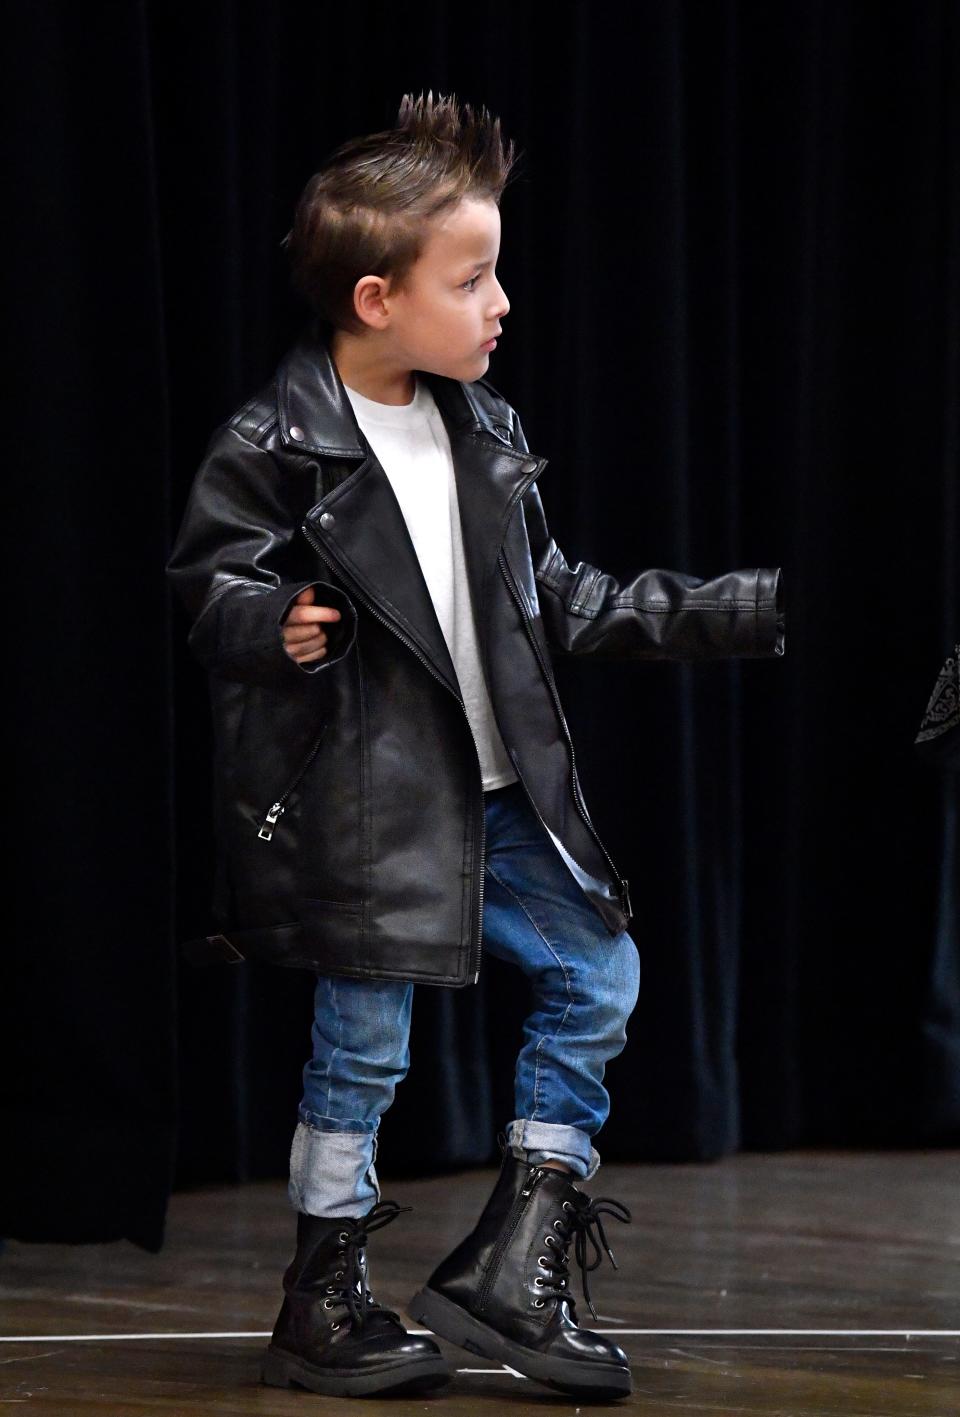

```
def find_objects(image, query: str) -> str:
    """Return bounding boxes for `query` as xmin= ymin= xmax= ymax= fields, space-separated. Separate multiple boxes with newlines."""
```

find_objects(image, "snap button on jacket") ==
xmin=166 ymin=320 xmax=784 ymax=985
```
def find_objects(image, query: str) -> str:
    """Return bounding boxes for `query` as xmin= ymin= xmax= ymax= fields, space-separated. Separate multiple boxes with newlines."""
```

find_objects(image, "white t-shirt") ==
xmin=342 ymin=375 xmax=518 ymax=792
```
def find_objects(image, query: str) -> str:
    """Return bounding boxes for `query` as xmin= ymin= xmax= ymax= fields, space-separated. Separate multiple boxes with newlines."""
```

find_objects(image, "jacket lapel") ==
xmin=276 ymin=322 xmax=547 ymax=696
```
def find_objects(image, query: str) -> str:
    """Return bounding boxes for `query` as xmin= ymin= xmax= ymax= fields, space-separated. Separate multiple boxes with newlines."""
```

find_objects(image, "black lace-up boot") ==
xmin=407 ymin=1148 xmax=632 ymax=1399
xmin=262 ymin=1199 xmax=451 ymax=1397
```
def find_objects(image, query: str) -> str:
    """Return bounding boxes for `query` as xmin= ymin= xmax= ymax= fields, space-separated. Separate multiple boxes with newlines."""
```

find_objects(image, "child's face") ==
xmin=383 ymin=196 xmax=510 ymax=381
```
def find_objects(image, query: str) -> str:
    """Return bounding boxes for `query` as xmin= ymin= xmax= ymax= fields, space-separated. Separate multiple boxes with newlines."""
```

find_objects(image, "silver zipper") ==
xmin=257 ymin=720 xmax=329 ymax=840
xmin=498 ymin=546 xmax=630 ymax=915
xmin=258 ymin=802 xmax=284 ymax=840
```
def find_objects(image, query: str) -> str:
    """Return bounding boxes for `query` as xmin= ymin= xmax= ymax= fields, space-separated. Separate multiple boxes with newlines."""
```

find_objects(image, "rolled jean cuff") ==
xmin=297 ymin=1104 xmax=379 ymax=1134
xmin=288 ymin=1119 xmax=381 ymax=1218
xmin=506 ymin=1118 xmax=601 ymax=1181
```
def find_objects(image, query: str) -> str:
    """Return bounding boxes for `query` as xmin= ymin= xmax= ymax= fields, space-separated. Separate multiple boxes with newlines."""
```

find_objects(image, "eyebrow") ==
xmin=459 ymin=258 xmax=495 ymax=273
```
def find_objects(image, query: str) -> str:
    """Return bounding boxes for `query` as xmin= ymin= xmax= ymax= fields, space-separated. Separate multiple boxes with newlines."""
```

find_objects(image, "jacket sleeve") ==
xmin=165 ymin=423 xmax=358 ymax=689
xmin=511 ymin=412 xmax=785 ymax=662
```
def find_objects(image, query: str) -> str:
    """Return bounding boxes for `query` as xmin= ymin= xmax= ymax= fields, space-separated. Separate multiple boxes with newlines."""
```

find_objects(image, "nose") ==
xmin=490 ymin=276 xmax=510 ymax=321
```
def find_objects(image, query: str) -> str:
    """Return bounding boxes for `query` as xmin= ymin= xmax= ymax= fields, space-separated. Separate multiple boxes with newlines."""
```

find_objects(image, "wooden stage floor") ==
xmin=1 ymin=1149 xmax=957 ymax=1414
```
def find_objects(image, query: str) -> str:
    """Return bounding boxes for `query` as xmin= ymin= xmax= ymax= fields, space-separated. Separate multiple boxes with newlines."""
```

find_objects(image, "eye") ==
xmin=462 ymin=273 xmax=482 ymax=291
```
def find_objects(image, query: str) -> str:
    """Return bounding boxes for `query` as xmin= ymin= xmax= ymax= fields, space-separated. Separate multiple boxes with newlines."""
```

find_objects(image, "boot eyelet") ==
xmin=534 ymin=1298 xmax=545 ymax=1308
xmin=335 ymin=1270 xmax=344 ymax=1279
xmin=537 ymin=1255 xmax=550 ymax=1267
xmin=544 ymin=1234 xmax=557 ymax=1247
xmin=338 ymin=1231 xmax=350 ymax=1242
xmin=562 ymin=1201 xmax=574 ymax=1212
xmin=331 ymin=1322 xmax=341 ymax=1331
xmin=553 ymin=1219 xmax=564 ymax=1232
xmin=325 ymin=1285 xmax=335 ymax=1293
xmin=533 ymin=1277 xmax=544 ymax=1287
xmin=323 ymin=1299 xmax=334 ymax=1309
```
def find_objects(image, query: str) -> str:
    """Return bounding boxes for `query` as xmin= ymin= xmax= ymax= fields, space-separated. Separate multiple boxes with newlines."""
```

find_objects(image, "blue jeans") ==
xmin=288 ymin=778 xmax=641 ymax=1217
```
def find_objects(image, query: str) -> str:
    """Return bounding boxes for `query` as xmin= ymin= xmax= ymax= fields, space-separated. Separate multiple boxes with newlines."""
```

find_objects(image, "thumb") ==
xmin=294 ymin=585 xmax=316 ymax=603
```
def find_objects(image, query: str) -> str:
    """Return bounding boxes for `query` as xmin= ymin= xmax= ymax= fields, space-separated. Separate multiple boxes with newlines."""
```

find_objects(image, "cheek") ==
xmin=435 ymin=305 xmax=468 ymax=340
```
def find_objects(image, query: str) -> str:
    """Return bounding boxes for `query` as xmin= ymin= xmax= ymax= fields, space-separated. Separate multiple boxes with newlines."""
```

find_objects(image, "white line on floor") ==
xmin=1 ymin=1328 xmax=958 ymax=1342
xmin=456 ymin=1366 xmax=529 ymax=1376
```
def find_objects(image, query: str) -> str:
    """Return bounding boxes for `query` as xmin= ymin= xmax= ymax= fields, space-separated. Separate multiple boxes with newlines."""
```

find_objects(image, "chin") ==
xmin=425 ymin=357 xmax=478 ymax=380
xmin=433 ymin=357 xmax=487 ymax=384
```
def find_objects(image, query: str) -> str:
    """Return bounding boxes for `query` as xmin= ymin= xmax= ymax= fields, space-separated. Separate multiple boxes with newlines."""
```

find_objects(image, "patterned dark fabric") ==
xmin=914 ymin=646 xmax=960 ymax=769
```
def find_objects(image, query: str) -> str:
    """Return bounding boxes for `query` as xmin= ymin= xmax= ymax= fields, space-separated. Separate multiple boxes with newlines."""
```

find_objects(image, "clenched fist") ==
xmin=282 ymin=586 xmax=342 ymax=665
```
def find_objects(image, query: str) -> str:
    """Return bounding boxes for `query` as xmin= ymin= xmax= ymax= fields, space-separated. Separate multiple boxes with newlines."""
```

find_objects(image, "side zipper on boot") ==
xmin=475 ymin=1166 xmax=544 ymax=1313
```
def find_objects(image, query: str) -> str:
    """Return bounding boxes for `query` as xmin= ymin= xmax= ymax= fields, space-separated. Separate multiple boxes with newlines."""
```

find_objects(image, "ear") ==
xmin=352 ymin=274 xmax=392 ymax=331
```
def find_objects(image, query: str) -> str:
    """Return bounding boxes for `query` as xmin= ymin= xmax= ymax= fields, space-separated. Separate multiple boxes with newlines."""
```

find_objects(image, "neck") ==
xmin=329 ymin=328 xmax=416 ymax=406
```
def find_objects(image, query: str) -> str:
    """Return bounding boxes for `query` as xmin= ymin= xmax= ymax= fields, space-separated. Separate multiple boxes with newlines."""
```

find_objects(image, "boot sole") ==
xmin=261 ymin=1343 xmax=451 ymax=1397
xmin=407 ymin=1285 xmax=633 ymax=1399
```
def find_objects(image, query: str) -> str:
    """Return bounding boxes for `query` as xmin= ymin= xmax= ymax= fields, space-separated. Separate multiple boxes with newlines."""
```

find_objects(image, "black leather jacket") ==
xmin=166 ymin=320 xmax=784 ymax=986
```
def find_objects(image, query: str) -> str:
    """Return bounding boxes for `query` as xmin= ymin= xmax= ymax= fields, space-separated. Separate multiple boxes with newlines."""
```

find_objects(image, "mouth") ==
xmin=480 ymin=335 xmax=500 ymax=352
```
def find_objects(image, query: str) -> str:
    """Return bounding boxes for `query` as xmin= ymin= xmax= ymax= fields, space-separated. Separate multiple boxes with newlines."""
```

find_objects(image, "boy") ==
xmin=166 ymin=92 xmax=784 ymax=1402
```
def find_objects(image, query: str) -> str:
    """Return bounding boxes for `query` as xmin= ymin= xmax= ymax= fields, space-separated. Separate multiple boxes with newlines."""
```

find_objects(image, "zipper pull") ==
xmin=520 ymin=1167 xmax=543 ymax=1197
xmin=258 ymin=802 xmax=285 ymax=841
xmin=621 ymin=877 xmax=633 ymax=916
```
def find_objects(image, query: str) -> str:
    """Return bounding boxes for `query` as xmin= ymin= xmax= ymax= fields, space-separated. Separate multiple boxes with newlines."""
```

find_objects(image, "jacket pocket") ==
xmin=297 ymin=897 xmax=364 ymax=970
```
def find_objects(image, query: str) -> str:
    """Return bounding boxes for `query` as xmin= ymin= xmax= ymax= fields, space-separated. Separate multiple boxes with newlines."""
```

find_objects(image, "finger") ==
xmin=294 ymin=586 xmax=316 ymax=603
xmin=295 ymin=645 xmax=328 ymax=663
xmin=283 ymin=618 xmax=326 ymax=641
xmin=285 ymin=632 xmax=323 ymax=657
xmin=284 ymin=625 xmax=327 ymax=647
xmin=284 ymin=618 xmax=325 ymax=640
xmin=285 ymin=605 xmax=341 ymax=626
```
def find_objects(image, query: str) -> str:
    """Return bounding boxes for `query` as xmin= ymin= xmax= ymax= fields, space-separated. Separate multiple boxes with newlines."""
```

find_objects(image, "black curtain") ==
xmin=4 ymin=1 xmax=957 ymax=1254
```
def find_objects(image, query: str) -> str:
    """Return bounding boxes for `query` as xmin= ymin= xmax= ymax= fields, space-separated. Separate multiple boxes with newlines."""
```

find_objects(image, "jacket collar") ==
xmin=276 ymin=318 xmax=547 ymax=698
xmin=276 ymin=316 xmax=518 ymax=458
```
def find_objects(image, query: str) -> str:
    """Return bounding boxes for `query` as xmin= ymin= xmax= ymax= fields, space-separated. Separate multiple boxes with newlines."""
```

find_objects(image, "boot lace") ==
xmin=320 ymin=1199 xmax=411 ymax=1331
xmin=534 ymin=1192 xmax=632 ymax=1321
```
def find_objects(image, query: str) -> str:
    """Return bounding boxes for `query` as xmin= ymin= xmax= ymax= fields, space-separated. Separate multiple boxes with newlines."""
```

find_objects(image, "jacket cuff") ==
xmin=276 ymin=580 xmax=358 ymax=677
xmin=756 ymin=568 xmax=784 ymax=658
xmin=202 ymin=579 xmax=358 ymax=686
